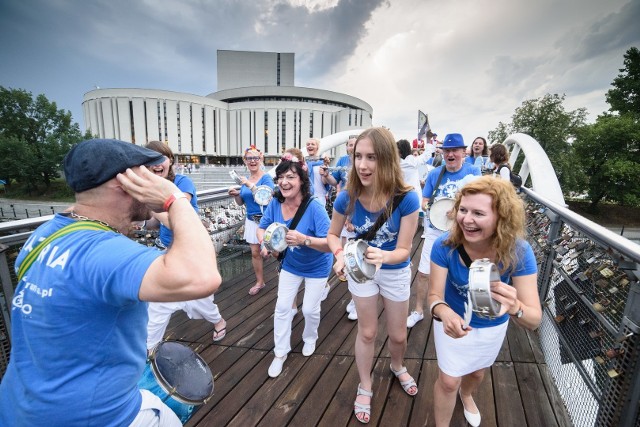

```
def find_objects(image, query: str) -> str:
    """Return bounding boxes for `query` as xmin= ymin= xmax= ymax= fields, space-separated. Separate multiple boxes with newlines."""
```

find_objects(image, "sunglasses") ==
xmin=245 ymin=156 xmax=261 ymax=162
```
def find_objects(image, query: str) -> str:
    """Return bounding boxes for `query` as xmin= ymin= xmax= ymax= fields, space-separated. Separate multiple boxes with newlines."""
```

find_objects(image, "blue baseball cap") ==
xmin=64 ymin=139 xmax=166 ymax=192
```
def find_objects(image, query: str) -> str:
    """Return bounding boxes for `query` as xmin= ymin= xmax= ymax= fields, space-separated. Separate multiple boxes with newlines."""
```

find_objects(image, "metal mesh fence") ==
xmin=525 ymin=198 xmax=640 ymax=427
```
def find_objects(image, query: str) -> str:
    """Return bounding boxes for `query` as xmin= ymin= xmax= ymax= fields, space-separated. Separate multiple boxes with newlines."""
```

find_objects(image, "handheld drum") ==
xmin=138 ymin=341 xmax=214 ymax=423
xmin=343 ymin=240 xmax=376 ymax=283
xmin=467 ymin=258 xmax=502 ymax=319
xmin=428 ymin=197 xmax=455 ymax=231
xmin=263 ymin=222 xmax=289 ymax=253
xmin=252 ymin=185 xmax=273 ymax=206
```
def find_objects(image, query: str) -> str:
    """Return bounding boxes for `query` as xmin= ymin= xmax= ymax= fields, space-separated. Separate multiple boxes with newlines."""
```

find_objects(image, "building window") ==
xmin=264 ymin=111 xmax=269 ymax=153
xmin=277 ymin=53 xmax=281 ymax=86
xmin=129 ymin=100 xmax=135 ymax=143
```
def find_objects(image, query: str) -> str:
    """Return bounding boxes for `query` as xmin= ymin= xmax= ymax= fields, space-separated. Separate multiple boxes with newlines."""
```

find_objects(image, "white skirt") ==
xmin=433 ymin=319 xmax=508 ymax=377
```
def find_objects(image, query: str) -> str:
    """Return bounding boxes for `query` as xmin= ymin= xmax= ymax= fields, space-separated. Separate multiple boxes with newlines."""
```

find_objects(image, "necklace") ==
xmin=70 ymin=211 xmax=120 ymax=234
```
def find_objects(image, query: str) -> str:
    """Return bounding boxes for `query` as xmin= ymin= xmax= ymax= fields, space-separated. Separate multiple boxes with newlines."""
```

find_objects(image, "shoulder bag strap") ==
xmin=355 ymin=192 xmax=407 ymax=241
xmin=428 ymin=166 xmax=447 ymax=208
xmin=17 ymin=221 xmax=113 ymax=281
xmin=456 ymin=244 xmax=473 ymax=268
xmin=277 ymin=196 xmax=314 ymax=262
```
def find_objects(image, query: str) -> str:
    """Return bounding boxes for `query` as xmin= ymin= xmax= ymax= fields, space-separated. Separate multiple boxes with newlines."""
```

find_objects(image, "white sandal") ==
xmin=354 ymin=383 xmax=373 ymax=424
xmin=390 ymin=364 xmax=418 ymax=396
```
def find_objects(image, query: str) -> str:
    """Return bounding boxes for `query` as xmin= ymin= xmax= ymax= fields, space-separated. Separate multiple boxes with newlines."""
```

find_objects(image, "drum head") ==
xmin=429 ymin=198 xmax=455 ymax=231
xmin=264 ymin=223 xmax=289 ymax=252
xmin=151 ymin=341 xmax=214 ymax=405
xmin=254 ymin=186 xmax=273 ymax=206
xmin=343 ymin=240 xmax=376 ymax=283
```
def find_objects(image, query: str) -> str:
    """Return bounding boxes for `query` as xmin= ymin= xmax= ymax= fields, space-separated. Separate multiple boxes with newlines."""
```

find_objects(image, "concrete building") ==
xmin=82 ymin=50 xmax=372 ymax=165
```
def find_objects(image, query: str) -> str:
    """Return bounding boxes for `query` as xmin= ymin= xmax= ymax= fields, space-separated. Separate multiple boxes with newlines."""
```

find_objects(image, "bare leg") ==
xmin=414 ymin=271 xmax=429 ymax=314
xmin=433 ymin=369 xmax=461 ymax=427
xmin=353 ymin=295 xmax=379 ymax=423
xmin=384 ymin=298 xmax=417 ymax=394
xmin=459 ymin=369 xmax=486 ymax=414
xmin=250 ymin=243 xmax=264 ymax=286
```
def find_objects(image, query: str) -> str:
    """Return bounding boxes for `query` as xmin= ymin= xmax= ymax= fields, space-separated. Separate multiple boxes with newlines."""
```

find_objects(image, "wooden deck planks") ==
xmin=159 ymin=228 xmax=571 ymax=426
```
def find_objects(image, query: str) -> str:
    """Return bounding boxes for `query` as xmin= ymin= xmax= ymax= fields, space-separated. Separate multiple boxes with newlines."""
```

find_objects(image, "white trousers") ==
xmin=129 ymin=389 xmax=182 ymax=427
xmin=273 ymin=269 xmax=328 ymax=357
xmin=147 ymin=295 xmax=222 ymax=350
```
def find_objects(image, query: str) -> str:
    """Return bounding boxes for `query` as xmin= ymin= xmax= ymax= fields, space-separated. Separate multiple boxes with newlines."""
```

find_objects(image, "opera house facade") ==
xmin=82 ymin=50 xmax=373 ymax=164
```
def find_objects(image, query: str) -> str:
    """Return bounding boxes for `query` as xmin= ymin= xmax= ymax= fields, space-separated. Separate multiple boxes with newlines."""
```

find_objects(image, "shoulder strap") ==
xmin=428 ymin=166 xmax=447 ymax=207
xmin=17 ymin=221 xmax=113 ymax=281
xmin=356 ymin=192 xmax=407 ymax=241
xmin=456 ymin=244 xmax=473 ymax=268
xmin=277 ymin=196 xmax=314 ymax=262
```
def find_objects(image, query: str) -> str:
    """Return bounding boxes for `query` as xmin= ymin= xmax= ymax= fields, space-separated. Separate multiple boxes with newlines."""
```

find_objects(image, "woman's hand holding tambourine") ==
xmin=490 ymin=280 xmax=518 ymax=316
xmin=333 ymin=257 xmax=347 ymax=281
xmin=364 ymin=246 xmax=384 ymax=270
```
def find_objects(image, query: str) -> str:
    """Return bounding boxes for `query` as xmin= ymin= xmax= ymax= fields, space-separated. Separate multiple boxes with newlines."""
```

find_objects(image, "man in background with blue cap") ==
xmin=407 ymin=134 xmax=481 ymax=328
xmin=0 ymin=139 xmax=222 ymax=426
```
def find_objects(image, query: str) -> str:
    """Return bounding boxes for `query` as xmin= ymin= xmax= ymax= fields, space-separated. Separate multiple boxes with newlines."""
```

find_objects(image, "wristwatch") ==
xmin=510 ymin=304 xmax=524 ymax=318
xmin=304 ymin=236 xmax=312 ymax=246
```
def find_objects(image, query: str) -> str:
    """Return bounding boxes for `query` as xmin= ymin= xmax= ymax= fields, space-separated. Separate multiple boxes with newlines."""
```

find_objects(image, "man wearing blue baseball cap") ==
xmin=407 ymin=134 xmax=481 ymax=328
xmin=0 ymin=139 xmax=222 ymax=426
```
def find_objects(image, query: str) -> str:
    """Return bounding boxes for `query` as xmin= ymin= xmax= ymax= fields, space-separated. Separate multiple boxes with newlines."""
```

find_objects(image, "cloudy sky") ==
xmin=1 ymin=0 xmax=638 ymax=144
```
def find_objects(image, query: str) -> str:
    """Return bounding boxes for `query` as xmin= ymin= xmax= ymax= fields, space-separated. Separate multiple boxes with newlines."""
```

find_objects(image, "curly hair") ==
xmin=345 ymin=127 xmax=412 ymax=217
xmin=145 ymin=140 xmax=175 ymax=182
xmin=275 ymin=159 xmax=311 ymax=202
xmin=444 ymin=175 xmax=525 ymax=273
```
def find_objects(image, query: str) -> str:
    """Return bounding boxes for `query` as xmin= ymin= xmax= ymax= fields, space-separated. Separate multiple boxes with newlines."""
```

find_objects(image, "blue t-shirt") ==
xmin=240 ymin=174 xmax=275 ymax=217
xmin=331 ymin=154 xmax=351 ymax=188
xmin=159 ymin=174 xmax=198 ymax=246
xmin=0 ymin=214 xmax=162 ymax=426
xmin=333 ymin=190 xmax=420 ymax=269
xmin=465 ymin=155 xmax=490 ymax=169
xmin=307 ymin=158 xmax=331 ymax=196
xmin=259 ymin=197 xmax=332 ymax=278
xmin=431 ymin=233 xmax=538 ymax=328
xmin=423 ymin=163 xmax=481 ymax=229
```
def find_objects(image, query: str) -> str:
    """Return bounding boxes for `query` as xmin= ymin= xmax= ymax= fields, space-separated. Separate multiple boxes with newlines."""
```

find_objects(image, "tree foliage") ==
xmin=0 ymin=86 xmax=91 ymax=193
xmin=489 ymin=93 xmax=587 ymax=191
xmin=606 ymin=46 xmax=640 ymax=117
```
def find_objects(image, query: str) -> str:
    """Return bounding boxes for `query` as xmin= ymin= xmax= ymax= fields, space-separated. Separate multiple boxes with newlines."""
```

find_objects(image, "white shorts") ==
xmin=418 ymin=227 xmax=444 ymax=274
xmin=243 ymin=217 xmax=260 ymax=244
xmin=433 ymin=320 xmax=508 ymax=377
xmin=347 ymin=266 xmax=411 ymax=302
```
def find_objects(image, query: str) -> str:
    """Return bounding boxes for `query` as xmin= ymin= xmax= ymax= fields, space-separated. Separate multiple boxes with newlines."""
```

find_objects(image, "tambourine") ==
xmin=429 ymin=197 xmax=455 ymax=231
xmin=253 ymin=185 xmax=273 ymax=206
xmin=467 ymin=258 xmax=502 ymax=319
xmin=229 ymin=170 xmax=243 ymax=185
xmin=343 ymin=239 xmax=376 ymax=283
xmin=264 ymin=222 xmax=289 ymax=253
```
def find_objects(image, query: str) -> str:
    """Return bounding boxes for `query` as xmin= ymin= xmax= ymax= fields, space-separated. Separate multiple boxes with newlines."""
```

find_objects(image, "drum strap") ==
xmin=428 ymin=167 xmax=447 ymax=207
xmin=277 ymin=196 xmax=314 ymax=264
xmin=356 ymin=192 xmax=407 ymax=242
xmin=457 ymin=245 xmax=473 ymax=268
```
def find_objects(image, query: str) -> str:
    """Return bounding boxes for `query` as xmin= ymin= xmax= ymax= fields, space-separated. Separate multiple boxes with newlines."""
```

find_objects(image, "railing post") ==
xmin=0 ymin=243 xmax=14 ymax=338
xmin=597 ymin=276 xmax=640 ymax=427
xmin=539 ymin=209 xmax=562 ymax=300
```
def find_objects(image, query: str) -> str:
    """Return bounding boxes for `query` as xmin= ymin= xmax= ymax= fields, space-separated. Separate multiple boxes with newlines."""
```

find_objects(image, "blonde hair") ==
xmin=345 ymin=127 xmax=412 ymax=217
xmin=445 ymin=175 xmax=525 ymax=272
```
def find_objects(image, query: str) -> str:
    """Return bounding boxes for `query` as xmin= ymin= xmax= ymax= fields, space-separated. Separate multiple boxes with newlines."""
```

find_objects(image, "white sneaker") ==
xmin=268 ymin=355 xmax=287 ymax=378
xmin=321 ymin=284 xmax=330 ymax=301
xmin=302 ymin=342 xmax=316 ymax=357
xmin=348 ymin=310 xmax=358 ymax=321
xmin=407 ymin=311 xmax=424 ymax=328
xmin=346 ymin=299 xmax=356 ymax=314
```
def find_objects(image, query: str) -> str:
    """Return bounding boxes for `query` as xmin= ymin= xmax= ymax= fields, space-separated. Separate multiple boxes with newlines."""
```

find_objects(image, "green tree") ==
xmin=606 ymin=47 xmax=640 ymax=117
xmin=573 ymin=114 xmax=640 ymax=208
xmin=489 ymin=94 xmax=587 ymax=191
xmin=0 ymin=87 xmax=91 ymax=193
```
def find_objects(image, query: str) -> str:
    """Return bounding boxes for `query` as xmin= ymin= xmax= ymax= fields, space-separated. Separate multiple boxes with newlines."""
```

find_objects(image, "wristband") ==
xmin=429 ymin=300 xmax=450 ymax=321
xmin=163 ymin=192 xmax=187 ymax=211
xmin=334 ymin=247 xmax=344 ymax=257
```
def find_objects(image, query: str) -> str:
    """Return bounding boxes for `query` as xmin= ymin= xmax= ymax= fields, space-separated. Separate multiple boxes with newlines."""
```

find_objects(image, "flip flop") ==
xmin=212 ymin=326 xmax=226 ymax=342
xmin=249 ymin=283 xmax=265 ymax=295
